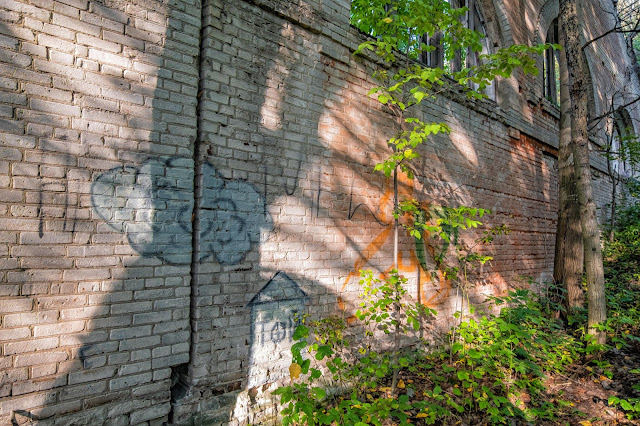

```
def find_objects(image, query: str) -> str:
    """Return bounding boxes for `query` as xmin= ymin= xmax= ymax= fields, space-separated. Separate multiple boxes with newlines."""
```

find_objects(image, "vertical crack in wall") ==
xmin=168 ymin=0 xmax=208 ymax=421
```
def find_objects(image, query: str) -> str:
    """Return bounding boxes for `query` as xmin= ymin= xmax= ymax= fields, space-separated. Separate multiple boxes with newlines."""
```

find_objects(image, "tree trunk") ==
xmin=553 ymin=23 xmax=584 ymax=312
xmin=559 ymin=0 xmax=607 ymax=344
xmin=609 ymin=176 xmax=617 ymax=242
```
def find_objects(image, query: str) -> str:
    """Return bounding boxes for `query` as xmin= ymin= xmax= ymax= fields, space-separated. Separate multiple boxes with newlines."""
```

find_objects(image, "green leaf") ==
xmin=315 ymin=345 xmax=334 ymax=360
xmin=457 ymin=371 xmax=470 ymax=381
xmin=620 ymin=400 xmax=634 ymax=411
xmin=311 ymin=387 xmax=326 ymax=399
xmin=292 ymin=325 xmax=309 ymax=340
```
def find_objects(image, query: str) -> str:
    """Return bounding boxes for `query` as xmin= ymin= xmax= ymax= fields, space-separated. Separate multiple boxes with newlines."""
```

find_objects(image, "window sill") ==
xmin=540 ymin=97 xmax=560 ymax=119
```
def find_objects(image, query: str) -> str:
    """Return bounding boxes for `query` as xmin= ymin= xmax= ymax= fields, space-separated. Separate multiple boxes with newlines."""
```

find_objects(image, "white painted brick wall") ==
xmin=1 ymin=0 xmax=638 ymax=424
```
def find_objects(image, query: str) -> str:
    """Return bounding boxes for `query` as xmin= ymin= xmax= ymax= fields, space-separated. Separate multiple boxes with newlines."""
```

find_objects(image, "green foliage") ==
xmin=397 ymin=201 xmax=497 ymax=278
xmin=608 ymin=396 xmax=640 ymax=420
xmin=274 ymin=220 xmax=640 ymax=424
xmin=599 ymin=203 xmax=640 ymax=419
xmin=605 ymin=202 xmax=640 ymax=267
xmin=351 ymin=0 xmax=474 ymax=63
xmin=269 ymin=2 xmax=639 ymax=425
xmin=275 ymin=286 xmax=584 ymax=425
xmin=448 ymin=289 xmax=581 ymax=423
xmin=595 ymin=203 xmax=640 ymax=349
xmin=356 ymin=270 xmax=434 ymax=338
xmin=602 ymin=128 xmax=640 ymax=183
xmin=352 ymin=0 xmax=553 ymax=194
xmin=274 ymin=270 xmax=437 ymax=426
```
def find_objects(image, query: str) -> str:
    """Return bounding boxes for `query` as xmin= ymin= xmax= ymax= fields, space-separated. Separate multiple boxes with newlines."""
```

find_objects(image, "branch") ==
xmin=588 ymin=95 xmax=640 ymax=127
xmin=582 ymin=2 xmax=640 ymax=50
xmin=582 ymin=25 xmax=622 ymax=50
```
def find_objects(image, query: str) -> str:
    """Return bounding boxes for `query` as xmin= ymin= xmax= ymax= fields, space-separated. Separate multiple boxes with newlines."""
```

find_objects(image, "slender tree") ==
xmin=553 ymin=24 xmax=584 ymax=312
xmin=559 ymin=0 xmax=607 ymax=344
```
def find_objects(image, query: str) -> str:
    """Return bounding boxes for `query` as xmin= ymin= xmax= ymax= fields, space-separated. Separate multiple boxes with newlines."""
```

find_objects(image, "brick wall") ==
xmin=0 ymin=0 xmax=200 ymax=423
xmin=0 ymin=0 xmax=638 ymax=424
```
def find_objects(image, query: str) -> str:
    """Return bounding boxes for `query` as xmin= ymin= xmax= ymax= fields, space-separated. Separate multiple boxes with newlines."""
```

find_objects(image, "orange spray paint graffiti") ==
xmin=339 ymin=172 xmax=452 ymax=315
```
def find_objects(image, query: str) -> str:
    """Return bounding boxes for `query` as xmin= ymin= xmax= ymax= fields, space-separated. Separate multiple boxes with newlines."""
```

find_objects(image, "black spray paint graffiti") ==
xmin=247 ymin=272 xmax=307 ymax=387
xmin=92 ymin=157 xmax=272 ymax=264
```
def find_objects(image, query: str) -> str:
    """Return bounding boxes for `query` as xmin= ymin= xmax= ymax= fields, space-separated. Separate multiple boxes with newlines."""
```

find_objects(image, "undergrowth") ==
xmin=274 ymin=284 xmax=586 ymax=425
xmin=273 ymin=203 xmax=640 ymax=424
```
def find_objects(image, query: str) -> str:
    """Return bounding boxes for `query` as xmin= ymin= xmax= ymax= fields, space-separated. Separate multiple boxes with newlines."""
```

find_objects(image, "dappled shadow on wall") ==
xmin=0 ymin=1 xmax=198 ymax=424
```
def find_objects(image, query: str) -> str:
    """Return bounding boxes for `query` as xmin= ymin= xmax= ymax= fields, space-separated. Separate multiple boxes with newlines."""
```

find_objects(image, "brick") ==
xmin=0 ymin=327 xmax=31 ymax=341
xmin=36 ymin=295 xmax=86 ymax=310
xmin=0 ymin=147 xmax=22 ymax=161
xmin=31 ymin=363 xmax=58 ymax=379
xmin=62 ymin=268 xmax=111 ymax=281
xmin=117 ymin=360 xmax=151 ymax=376
xmin=118 ymin=335 xmax=160 ymax=351
xmin=0 ymin=75 xmax=17 ymax=90
xmin=33 ymin=58 xmax=84 ymax=80
xmin=52 ymin=13 xmax=100 ymax=36
xmin=129 ymin=402 xmax=171 ymax=424
xmin=33 ymin=320 xmax=85 ymax=337
xmin=88 ymin=2 xmax=128 ymax=24
xmin=0 ymin=368 xmax=29 ymax=386
xmin=0 ymin=298 xmax=33 ymax=313
xmin=15 ymin=351 xmax=68 ymax=367
xmin=151 ymin=352 xmax=189 ymax=369
xmin=132 ymin=310 xmax=168 ymax=325
xmin=4 ymin=337 xmax=59 ymax=355
xmin=68 ymin=366 xmax=116 ymax=385
xmin=3 ymin=310 xmax=58 ymax=327
xmin=108 ymin=371 xmax=152 ymax=391
xmin=0 ymin=47 xmax=32 ymax=67
xmin=109 ymin=325 xmax=151 ymax=341
xmin=125 ymin=25 xmax=163 ymax=44
xmin=23 ymin=83 xmax=73 ymax=102
xmin=0 ymin=189 xmax=22 ymax=202
xmin=59 ymin=380 xmax=107 ymax=401
xmin=104 ymin=30 xmax=145 ymax=51
xmin=11 ymin=245 xmax=66 ymax=257
xmin=0 ymin=392 xmax=52 ymax=416
xmin=37 ymin=33 xmax=76 ymax=52
xmin=30 ymin=98 xmax=81 ymax=117
xmin=60 ymin=305 xmax=109 ymax=320
xmin=88 ymin=48 xmax=130 ymax=68
xmin=12 ymin=376 xmax=66 ymax=396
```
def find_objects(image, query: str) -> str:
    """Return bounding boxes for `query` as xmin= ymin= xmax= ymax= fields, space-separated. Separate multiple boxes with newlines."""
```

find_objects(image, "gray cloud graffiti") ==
xmin=198 ymin=163 xmax=271 ymax=264
xmin=92 ymin=158 xmax=271 ymax=264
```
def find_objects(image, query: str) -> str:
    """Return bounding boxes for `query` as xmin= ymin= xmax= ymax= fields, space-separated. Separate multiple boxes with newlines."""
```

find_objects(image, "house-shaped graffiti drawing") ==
xmin=247 ymin=272 xmax=308 ymax=387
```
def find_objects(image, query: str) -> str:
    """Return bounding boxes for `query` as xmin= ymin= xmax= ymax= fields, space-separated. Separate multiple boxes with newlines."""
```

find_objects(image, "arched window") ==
xmin=465 ymin=0 xmax=494 ymax=99
xmin=544 ymin=19 xmax=560 ymax=106
xmin=436 ymin=0 xmax=495 ymax=98
xmin=350 ymin=0 xmax=495 ymax=99
xmin=611 ymin=111 xmax=637 ymax=177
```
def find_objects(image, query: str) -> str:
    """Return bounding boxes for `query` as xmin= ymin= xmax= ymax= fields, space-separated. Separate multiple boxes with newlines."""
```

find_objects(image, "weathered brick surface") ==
xmin=0 ymin=0 xmax=638 ymax=424
xmin=0 ymin=0 xmax=199 ymax=424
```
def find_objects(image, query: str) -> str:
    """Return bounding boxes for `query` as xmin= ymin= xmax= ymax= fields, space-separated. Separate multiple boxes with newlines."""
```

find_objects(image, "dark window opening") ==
xmin=544 ymin=19 xmax=561 ymax=106
xmin=350 ymin=0 xmax=495 ymax=99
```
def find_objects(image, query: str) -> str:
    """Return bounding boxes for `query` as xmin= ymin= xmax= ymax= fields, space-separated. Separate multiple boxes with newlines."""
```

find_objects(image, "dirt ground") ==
xmin=539 ymin=343 xmax=640 ymax=425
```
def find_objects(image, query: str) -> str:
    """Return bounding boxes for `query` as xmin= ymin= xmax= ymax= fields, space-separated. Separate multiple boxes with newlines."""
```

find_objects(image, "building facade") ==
xmin=0 ymin=0 xmax=638 ymax=424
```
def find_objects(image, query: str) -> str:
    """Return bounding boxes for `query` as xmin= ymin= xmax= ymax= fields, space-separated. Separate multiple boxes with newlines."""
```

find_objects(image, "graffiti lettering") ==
xmin=198 ymin=163 xmax=271 ymax=264
xmin=247 ymin=272 xmax=307 ymax=387
xmin=91 ymin=158 xmax=271 ymax=265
